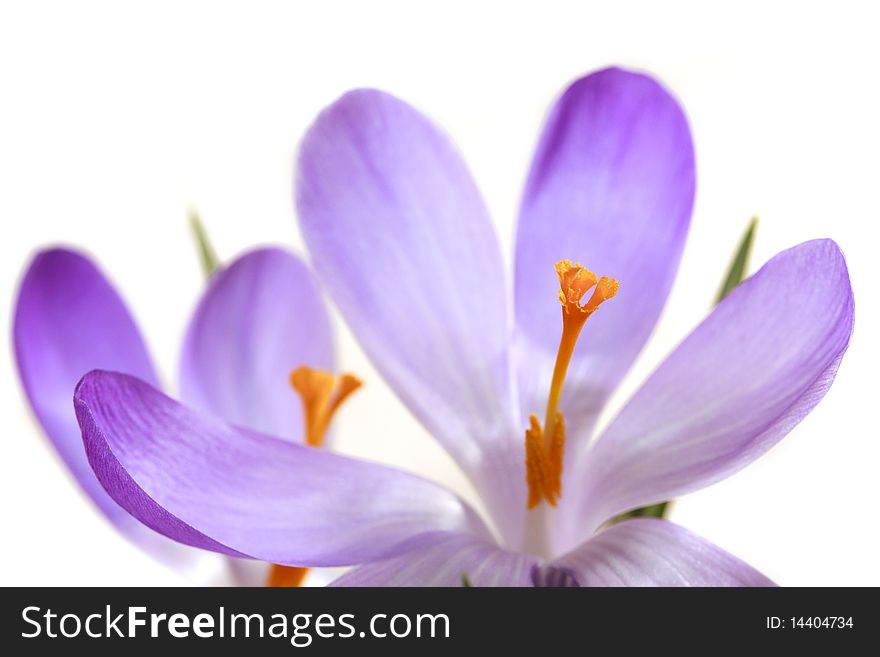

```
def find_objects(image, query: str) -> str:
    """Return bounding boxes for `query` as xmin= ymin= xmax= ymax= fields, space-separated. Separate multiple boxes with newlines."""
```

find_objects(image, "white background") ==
xmin=1 ymin=0 xmax=878 ymax=586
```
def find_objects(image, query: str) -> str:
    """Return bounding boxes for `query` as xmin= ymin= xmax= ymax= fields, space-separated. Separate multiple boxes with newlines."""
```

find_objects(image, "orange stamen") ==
xmin=526 ymin=261 xmax=618 ymax=509
xmin=525 ymin=412 xmax=565 ymax=509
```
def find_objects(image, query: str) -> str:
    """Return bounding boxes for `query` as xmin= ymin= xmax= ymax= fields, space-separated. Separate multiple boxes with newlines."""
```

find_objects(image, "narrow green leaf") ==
xmin=461 ymin=574 xmax=472 ymax=587
xmin=188 ymin=210 xmax=221 ymax=278
xmin=715 ymin=216 xmax=758 ymax=304
xmin=615 ymin=501 xmax=670 ymax=522
xmin=609 ymin=217 xmax=759 ymax=525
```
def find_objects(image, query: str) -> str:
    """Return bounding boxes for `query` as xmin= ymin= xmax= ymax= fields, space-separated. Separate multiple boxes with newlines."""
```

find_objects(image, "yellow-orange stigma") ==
xmin=267 ymin=365 xmax=362 ymax=587
xmin=556 ymin=259 xmax=598 ymax=315
xmin=556 ymin=260 xmax=619 ymax=319
xmin=289 ymin=366 xmax=362 ymax=448
xmin=525 ymin=261 xmax=618 ymax=509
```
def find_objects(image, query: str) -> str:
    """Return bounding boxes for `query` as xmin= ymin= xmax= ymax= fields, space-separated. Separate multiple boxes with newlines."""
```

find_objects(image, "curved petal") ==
xmin=514 ymin=67 xmax=695 ymax=440
xmin=75 ymin=370 xmax=490 ymax=567
xmin=329 ymin=531 xmax=537 ymax=587
xmin=296 ymin=88 xmax=524 ymax=544
xmin=179 ymin=247 xmax=334 ymax=442
xmin=547 ymin=519 xmax=774 ymax=586
xmin=563 ymin=240 xmax=854 ymax=545
xmin=13 ymin=248 xmax=159 ymax=527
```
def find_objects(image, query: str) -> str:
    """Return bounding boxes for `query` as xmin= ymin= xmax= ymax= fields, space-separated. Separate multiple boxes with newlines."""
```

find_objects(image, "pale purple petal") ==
xmin=13 ymin=248 xmax=159 ymax=527
xmin=75 ymin=370 xmax=490 ymax=567
xmin=546 ymin=519 xmax=775 ymax=586
xmin=296 ymin=88 xmax=525 ymax=545
xmin=330 ymin=532 xmax=536 ymax=587
xmin=562 ymin=240 xmax=853 ymax=545
xmin=514 ymin=67 xmax=695 ymax=441
xmin=179 ymin=248 xmax=333 ymax=442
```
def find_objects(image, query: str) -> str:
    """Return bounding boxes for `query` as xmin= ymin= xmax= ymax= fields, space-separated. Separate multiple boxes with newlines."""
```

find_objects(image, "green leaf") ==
xmin=609 ymin=217 xmax=759 ymax=525
xmin=461 ymin=574 xmax=473 ymax=587
xmin=715 ymin=216 xmax=758 ymax=304
xmin=614 ymin=501 xmax=670 ymax=522
xmin=189 ymin=210 xmax=221 ymax=278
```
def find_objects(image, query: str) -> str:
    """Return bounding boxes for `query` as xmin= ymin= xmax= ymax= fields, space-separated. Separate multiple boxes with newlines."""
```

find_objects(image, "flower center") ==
xmin=267 ymin=366 xmax=362 ymax=587
xmin=525 ymin=261 xmax=618 ymax=509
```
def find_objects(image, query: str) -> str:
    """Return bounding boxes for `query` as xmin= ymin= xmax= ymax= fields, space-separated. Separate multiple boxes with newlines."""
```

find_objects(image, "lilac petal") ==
xmin=564 ymin=240 xmax=854 ymax=544
xmin=75 ymin=370 xmax=490 ymax=567
xmin=179 ymin=248 xmax=333 ymax=442
xmin=13 ymin=248 xmax=159 ymax=528
xmin=514 ymin=67 xmax=695 ymax=440
xmin=548 ymin=519 xmax=775 ymax=586
xmin=296 ymin=88 xmax=525 ymax=544
xmin=330 ymin=532 xmax=537 ymax=587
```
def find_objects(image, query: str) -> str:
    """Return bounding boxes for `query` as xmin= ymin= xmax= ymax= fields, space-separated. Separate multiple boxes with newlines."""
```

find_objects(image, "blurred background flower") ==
xmin=13 ymin=245 xmax=337 ymax=585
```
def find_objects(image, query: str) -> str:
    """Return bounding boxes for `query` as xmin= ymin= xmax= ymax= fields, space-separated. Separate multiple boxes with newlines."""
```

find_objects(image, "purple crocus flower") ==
xmin=74 ymin=68 xmax=854 ymax=586
xmin=14 ymin=246 xmax=334 ymax=583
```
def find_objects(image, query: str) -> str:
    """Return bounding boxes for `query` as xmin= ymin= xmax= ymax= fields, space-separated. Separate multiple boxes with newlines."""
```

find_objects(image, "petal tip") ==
xmin=563 ymin=65 xmax=687 ymax=115
xmin=73 ymin=368 xmax=102 ymax=402
xmin=19 ymin=246 xmax=95 ymax=290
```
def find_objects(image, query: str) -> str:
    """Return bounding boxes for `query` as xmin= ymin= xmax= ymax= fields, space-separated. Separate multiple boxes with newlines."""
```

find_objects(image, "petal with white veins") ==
xmin=76 ymin=370 xmax=489 ymax=567
xmin=546 ymin=519 xmax=774 ymax=586
xmin=330 ymin=532 xmax=537 ymax=587
xmin=296 ymin=88 xmax=524 ymax=544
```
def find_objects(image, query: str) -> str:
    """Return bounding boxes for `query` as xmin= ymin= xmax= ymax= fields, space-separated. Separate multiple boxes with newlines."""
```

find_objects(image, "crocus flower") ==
xmin=14 ymin=246 xmax=341 ymax=585
xmin=74 ymin=68 xmax=854 ymax=585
